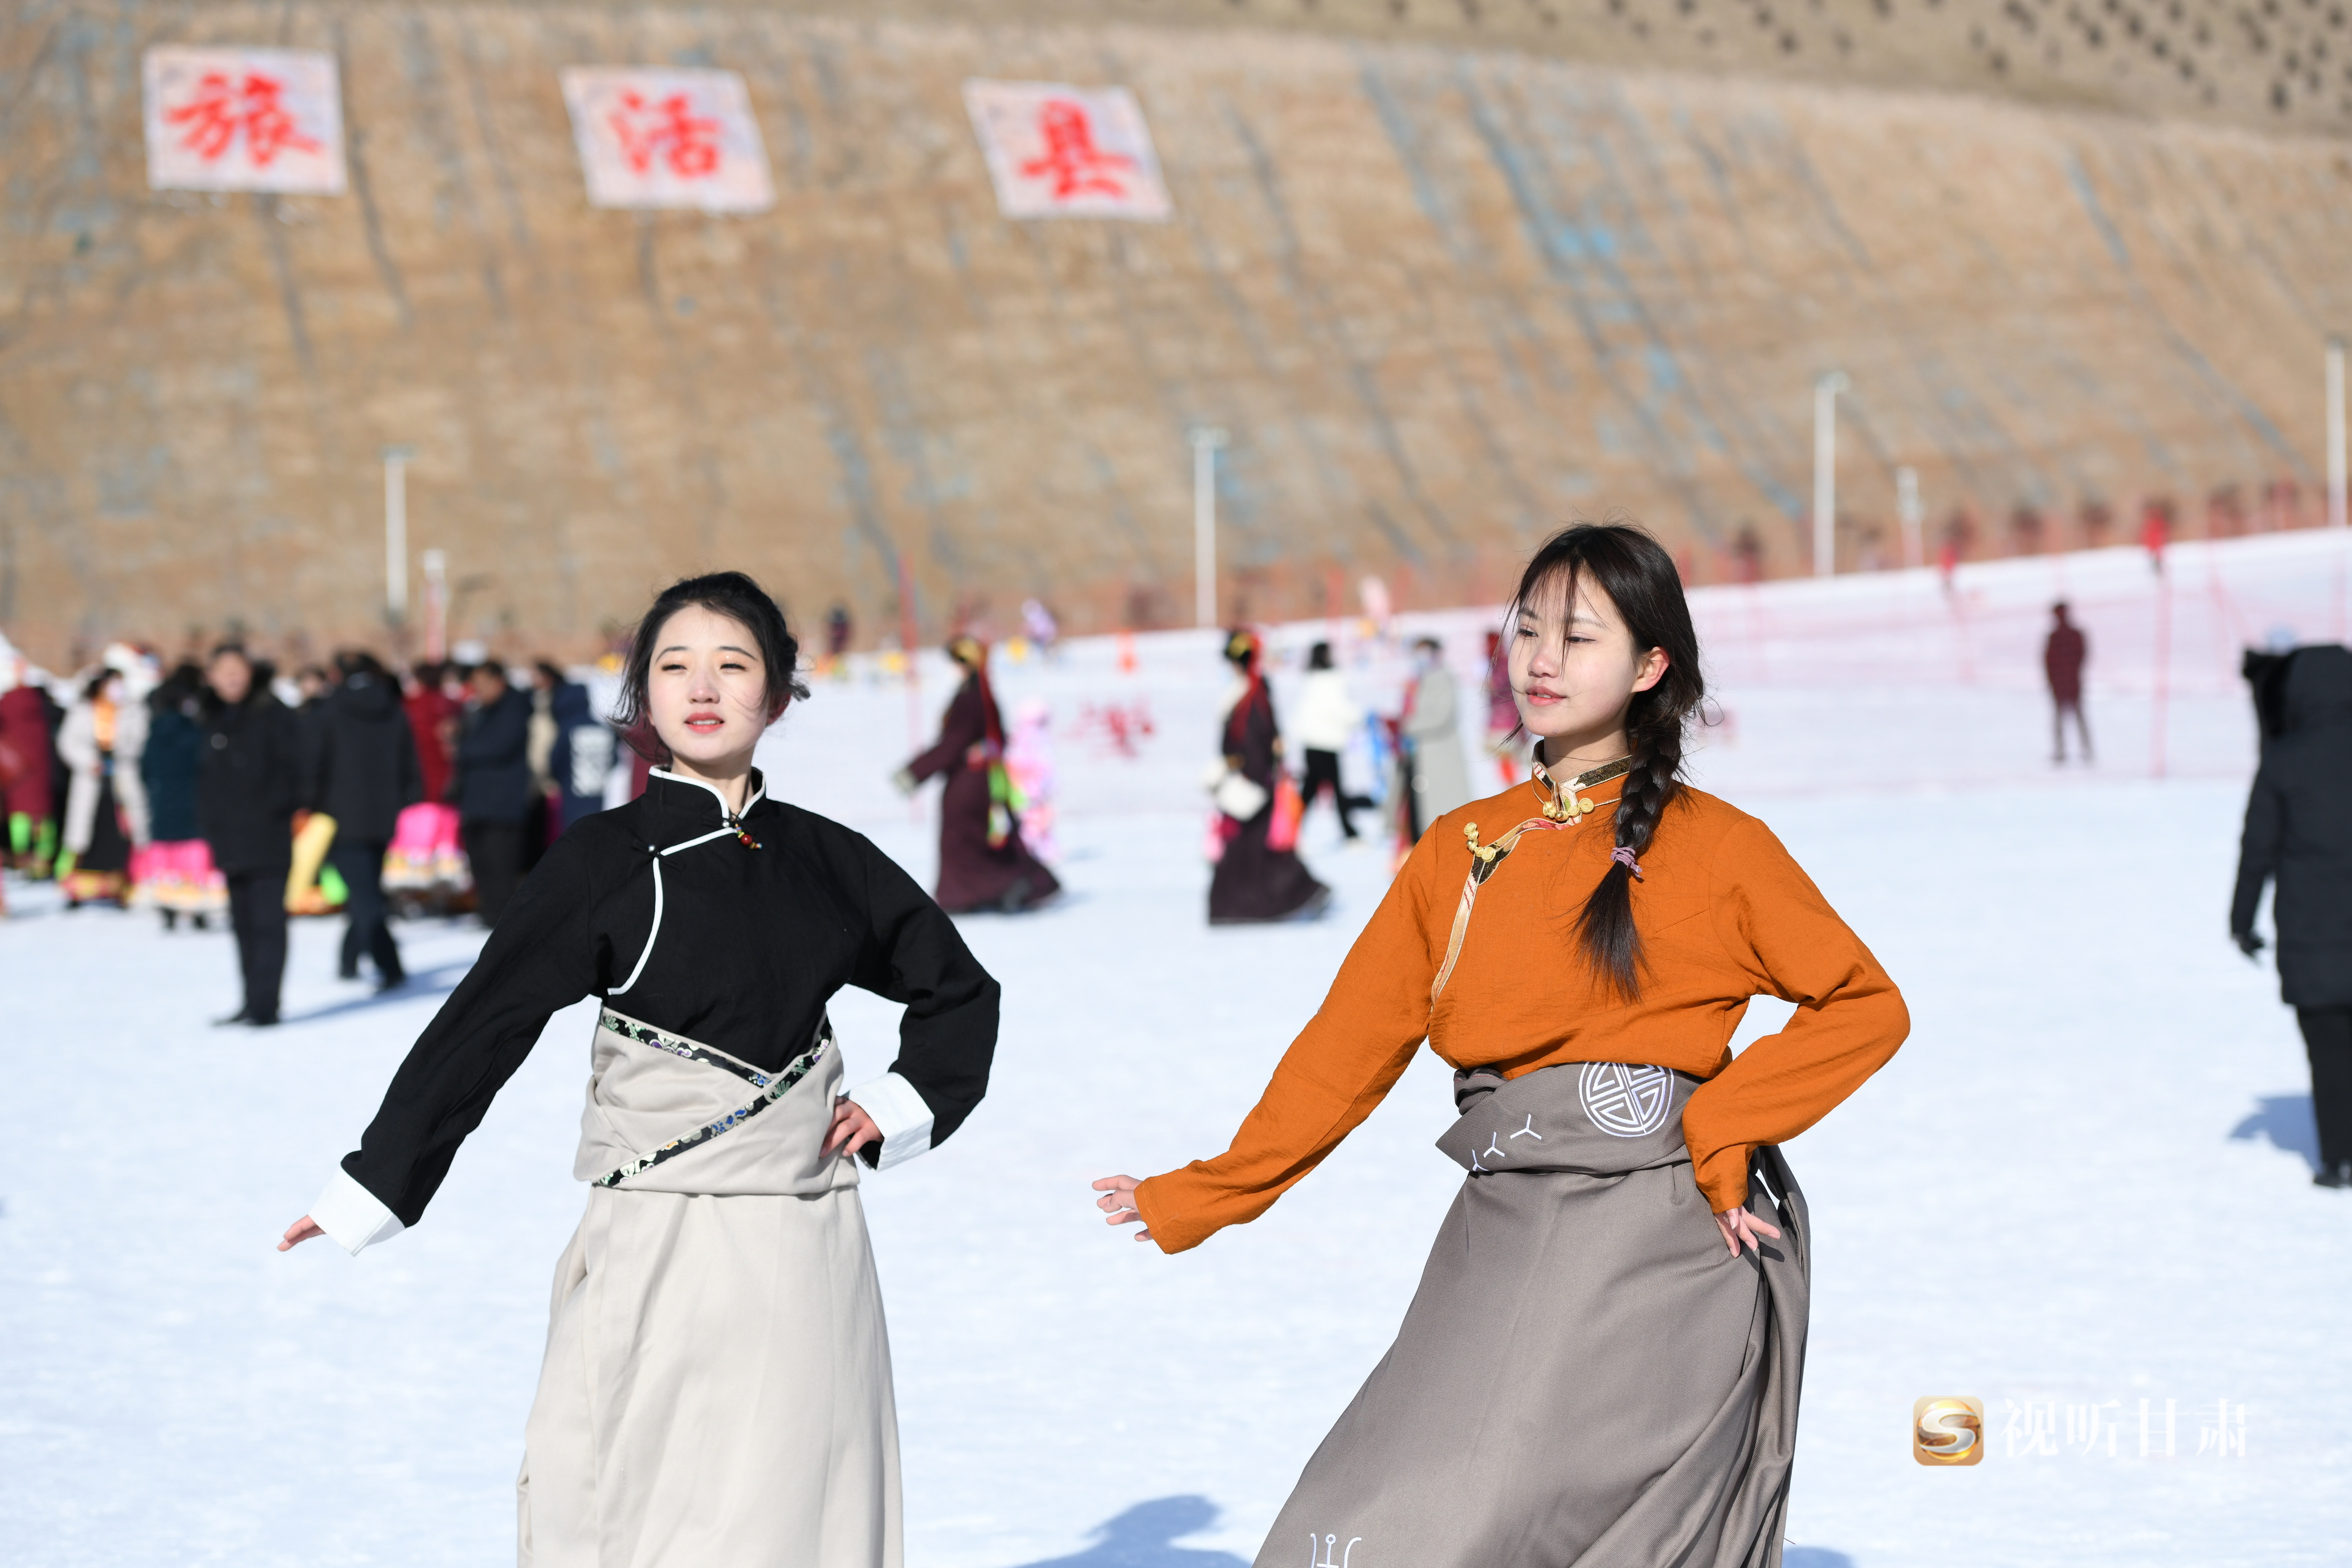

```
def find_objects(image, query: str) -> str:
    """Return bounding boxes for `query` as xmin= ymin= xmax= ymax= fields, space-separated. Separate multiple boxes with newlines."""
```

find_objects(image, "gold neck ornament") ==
xmin=1530 ymin=754 xmax=1634 ymax=824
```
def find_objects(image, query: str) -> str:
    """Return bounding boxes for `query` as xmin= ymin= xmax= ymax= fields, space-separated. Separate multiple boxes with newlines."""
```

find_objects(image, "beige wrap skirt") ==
xmin=517 ymin=1007 xmax=901 ymax=1568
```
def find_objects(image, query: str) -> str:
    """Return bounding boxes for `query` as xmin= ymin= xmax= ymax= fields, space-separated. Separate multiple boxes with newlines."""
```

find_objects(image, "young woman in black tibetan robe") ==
xmin=280 ymin=572 xmax=999 ymax=1568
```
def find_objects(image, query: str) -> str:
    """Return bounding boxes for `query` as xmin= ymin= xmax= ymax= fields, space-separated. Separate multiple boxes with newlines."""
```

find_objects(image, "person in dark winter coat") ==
xmin=1208 ymin=628 xmax=1329 ymax=926
xmin=545 ymin=672 xmax=616 ymax=832
xmin=2045 ymin=602 xmax=2091 ymax=764
xmin=142 ymin=665 xmax=206 ymax=845
xmin=897 ymin=637 xmax=1060 ymax=914
xmin=2232 ymin=643 xmax=2352 ymax=1186
xmin=140 ymin=663 xmax=222 ymax=931
xmin=315 ymin=652 xmax=423 ymax=988
xmin=200 ymin=646 xmax=302 ymax=1026
xmin=451 ymin=662 xmax=533 ymax=925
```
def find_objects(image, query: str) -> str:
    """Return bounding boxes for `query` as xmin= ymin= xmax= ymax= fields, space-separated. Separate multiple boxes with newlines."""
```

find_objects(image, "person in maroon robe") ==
xmin=1 ymin=657 xmax=56 ymax=875
xmin=1208 ymin=629 xmax=1330 ymax=926
xmin=403 ymin=661 xmax=459 ymax=805
xmin=2045 ymin=601 xmax=2092 ymax=764
xmin=898 ymin=637 xmax=1060 ymax=914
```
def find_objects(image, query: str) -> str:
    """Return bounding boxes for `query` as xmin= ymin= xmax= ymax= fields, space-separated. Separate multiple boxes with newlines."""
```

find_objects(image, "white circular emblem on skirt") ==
xmin=1577 ymin=1061 xmax=1676 ymax=1137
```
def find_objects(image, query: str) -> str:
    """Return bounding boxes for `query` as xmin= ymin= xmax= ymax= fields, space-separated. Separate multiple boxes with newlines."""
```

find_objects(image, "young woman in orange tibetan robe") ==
xmin=1096 ymin=522 xmax=1909 ymax=1568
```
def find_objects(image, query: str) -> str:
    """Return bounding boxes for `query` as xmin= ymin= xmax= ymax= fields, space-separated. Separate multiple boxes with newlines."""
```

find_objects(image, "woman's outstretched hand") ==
xmin=825 ymin=1096 xmax=883 ymax=1158
xmin=1713 ymin=1204 xmax=1782 ymax=1258
xmin=278 ymin=1216 xmax=324 ymax=1252
xmin=1092 ymin=1175 xmax=1154 ymax=1243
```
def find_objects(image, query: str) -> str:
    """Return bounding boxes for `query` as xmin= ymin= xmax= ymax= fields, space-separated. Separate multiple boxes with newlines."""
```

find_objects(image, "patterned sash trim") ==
xmin=591 ymin=1011 xmax=834 ymax=1190
xmin=599 ymin=1007 xmax=775 ymax=1088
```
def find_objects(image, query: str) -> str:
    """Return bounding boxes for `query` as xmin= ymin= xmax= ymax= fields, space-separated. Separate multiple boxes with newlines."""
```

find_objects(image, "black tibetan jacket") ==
xmin=341 ymin=770 xmax=1001 ymax=1226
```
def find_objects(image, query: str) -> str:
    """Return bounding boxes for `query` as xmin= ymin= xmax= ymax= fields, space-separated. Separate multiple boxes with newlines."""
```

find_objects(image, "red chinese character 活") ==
xmin=1018 ymin=99 xmax=1134 ymax=201
xmin=607 ymin=90 xmax=724 ymax=179
xmin=164 ymin=71 xmax=322 ymax=168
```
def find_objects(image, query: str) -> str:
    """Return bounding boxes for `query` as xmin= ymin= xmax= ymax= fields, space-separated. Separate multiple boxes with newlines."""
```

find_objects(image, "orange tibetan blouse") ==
xmin=1134 ymin=773 xmax=1909 ymax=1252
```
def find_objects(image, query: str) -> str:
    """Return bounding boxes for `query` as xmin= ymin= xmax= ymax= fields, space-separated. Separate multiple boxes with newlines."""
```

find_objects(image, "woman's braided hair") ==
xmin=1510 ymin=522 xmax=1705 ymax=1001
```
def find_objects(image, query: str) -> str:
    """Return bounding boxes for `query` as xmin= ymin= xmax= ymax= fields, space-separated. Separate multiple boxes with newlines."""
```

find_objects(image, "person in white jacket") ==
xmin=58 ymin=667 xmax=149 ymax=906
xmin=1291 ymin=642 xmax=1372 ymax=841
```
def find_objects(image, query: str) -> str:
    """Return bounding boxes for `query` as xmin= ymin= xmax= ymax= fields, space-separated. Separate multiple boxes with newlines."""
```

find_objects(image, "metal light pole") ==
xmin=420 ymin=548 xmax=449 ymax=662
xmin=2328 ymin=337 xmax=2346 ymax=530
xmin=382 ymin=444 xmax=416 ymax=624
xmin=1190 ymin=426 xmax=1229 ymax=629
xmin=1812 ymin=372 xmax=1848 ymax=578
xmin=1896 ymin=466 xmax=1924 ymax=570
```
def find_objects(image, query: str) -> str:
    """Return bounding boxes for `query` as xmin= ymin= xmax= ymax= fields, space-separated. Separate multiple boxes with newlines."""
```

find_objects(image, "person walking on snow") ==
xmin=2232 ymin=643 xmax=2352 ymax=1187
xmin=140 ymin=663 xmax=225 ymax=931
xmin=312 ymin=651 xmax=423 ymax=990
xmin=1291 ymin=642 xmax=1372 ymax=842
xmin=199 ymin=645 xmax=301 ymax=1027
xmin=1097 ymin=523 xmax=1907 ymax=1568
xmin=2045 ymin=602 xmax=2091 ymax=764
xmin=896 ymin=636 xmax=1060 ymax=914
xmin=0 ymin=646 xmax=58 ymax=876
xmin=280 ymin=571 xmax=1001 ymax=1568
xmin=57 ymin=667 xmax=148 ymax=907
xmin=451 ymin=661 xmax=533 ymax=926
xmin=1206 ymin=629 xmax=1329 ymax=925
xmin=1402 ymin=635 xmax=1473 ymax=833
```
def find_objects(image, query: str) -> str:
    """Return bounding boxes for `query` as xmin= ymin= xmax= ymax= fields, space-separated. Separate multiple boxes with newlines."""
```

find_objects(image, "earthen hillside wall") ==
xmin=3 ymin=3 xmax=2350 ymax=663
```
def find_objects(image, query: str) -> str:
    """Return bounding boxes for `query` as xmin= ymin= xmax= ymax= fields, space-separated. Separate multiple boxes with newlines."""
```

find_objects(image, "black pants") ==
xmin=2052 ymin=696 xmax=2092 ymax=762
xmin=330 ymin=838 xmax=402 ymax=983
xmin=2298 ymin=1007 xmax=2352 ymax=1173
xmin=1301 ymin=748 xmax=1370 ymax=839
xmin=463 ymin=820 xmax=525 ymax=926
xmin=224 ymin=871 xmax=288 ymax=1023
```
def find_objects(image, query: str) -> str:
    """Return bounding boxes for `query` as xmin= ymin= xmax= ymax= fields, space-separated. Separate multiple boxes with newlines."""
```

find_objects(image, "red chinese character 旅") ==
xmin=164 ymin=71 xmax=322 ymax=168
xmin=607 ymin=90 xmax=724 ymax=179
xmin=1019 ymin=99 xmax=1134 ymax=201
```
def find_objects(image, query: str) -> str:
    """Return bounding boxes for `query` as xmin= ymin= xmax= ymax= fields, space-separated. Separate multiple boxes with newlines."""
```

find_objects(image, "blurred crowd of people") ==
xmin=0 ymin=633 xmax=620 ymax=1026
xmin=5 ymin=610 xmax=1511 ymax=1010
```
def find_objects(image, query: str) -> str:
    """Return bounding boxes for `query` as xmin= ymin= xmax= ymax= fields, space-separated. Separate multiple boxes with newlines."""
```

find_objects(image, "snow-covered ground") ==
xmin=5 ymin=530 xmax=2350 ymax=1565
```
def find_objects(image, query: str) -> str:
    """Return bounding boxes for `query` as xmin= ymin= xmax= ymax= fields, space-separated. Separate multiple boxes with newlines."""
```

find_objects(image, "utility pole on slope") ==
xmin=1896 ymin=466 xmax=1924 ymax=571
xmin=1812 ymin=372 xmax=1847 ymax=578
xmin=2327 ymin=337 xmax=2346 ymax=531
xmin=1190 ymin=426 xmax=1229 ymax=629
xmin=382 ymin=445 xmax=415 ymax=627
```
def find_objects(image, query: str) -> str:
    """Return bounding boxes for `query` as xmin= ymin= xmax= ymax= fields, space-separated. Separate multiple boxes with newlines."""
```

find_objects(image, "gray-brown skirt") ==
xmin=1255 ymin=1062 xmax=1808 ymax=1568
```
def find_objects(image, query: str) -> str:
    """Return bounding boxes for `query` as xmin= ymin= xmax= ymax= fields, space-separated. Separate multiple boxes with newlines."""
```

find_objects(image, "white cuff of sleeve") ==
xmin=847 ymin=1072 xmax=934 ymax=1171
xmin=310 ymin=1166 xmax=405 ymax=1256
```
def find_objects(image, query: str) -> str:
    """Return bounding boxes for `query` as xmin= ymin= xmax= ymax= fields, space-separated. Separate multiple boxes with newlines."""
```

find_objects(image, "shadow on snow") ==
xmin=279 ymin=961 xmax=472 ymax=1026
xmin=2230 ymin=1093 xmax=2319 ymax=1171
xmin=1007 ymin=1496 xmax=1248 ymax=1568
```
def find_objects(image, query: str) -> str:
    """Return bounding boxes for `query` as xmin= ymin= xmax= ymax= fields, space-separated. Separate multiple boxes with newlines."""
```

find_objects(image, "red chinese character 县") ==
xmin=1018 ymin=99 xmax=1135 ymax=201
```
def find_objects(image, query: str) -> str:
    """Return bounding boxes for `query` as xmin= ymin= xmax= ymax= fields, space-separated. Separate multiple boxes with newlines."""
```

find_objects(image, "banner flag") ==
xmin=962 ymin=80 xmax=1171 ymax=222
xmin=142 ymin=47 xmax=347 ymax=195
xmin=560 ymin=67 xmax=774 ymax=213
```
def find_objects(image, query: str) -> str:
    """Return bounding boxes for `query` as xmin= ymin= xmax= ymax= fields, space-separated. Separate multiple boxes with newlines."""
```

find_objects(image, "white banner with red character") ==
xmin=559 ymin=67 xmax=774 ymax=213
xmin=962 ymin=80 xmax=1171 ymax=222
xmin=142 ymin=46 xmax=346 ymax=195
